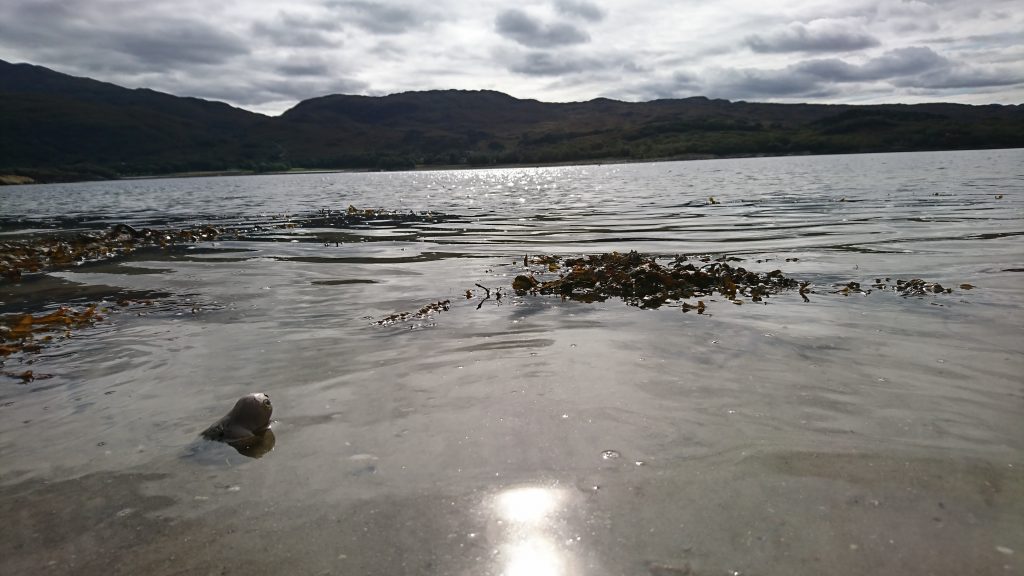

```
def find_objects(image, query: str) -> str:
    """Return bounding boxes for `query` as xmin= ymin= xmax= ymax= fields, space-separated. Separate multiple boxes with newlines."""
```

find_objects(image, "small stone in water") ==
xmin=601 ymin=450 xmax=621 ymax=460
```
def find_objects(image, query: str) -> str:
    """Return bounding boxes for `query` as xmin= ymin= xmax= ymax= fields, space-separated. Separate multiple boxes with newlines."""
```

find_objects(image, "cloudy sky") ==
xmin=1 ymin=0 xmax=1021 ymax=115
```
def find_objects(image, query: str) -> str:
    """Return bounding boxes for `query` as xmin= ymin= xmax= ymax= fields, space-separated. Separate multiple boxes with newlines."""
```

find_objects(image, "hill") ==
xmin=1 ymin=59 xmax=1022 ymax=181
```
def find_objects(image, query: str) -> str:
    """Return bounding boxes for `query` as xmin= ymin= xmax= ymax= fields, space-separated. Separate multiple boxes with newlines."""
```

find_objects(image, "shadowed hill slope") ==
xmin=2 ymin=59 xmax=1022 ymax=181
xmin=0 ymin=60 xmax=280 ymax=178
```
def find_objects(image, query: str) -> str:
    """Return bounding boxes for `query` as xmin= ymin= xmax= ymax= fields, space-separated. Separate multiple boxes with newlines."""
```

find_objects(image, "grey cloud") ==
xmin=370 ymin=41 xmax=407 ymax=58
xmin=623 ymin=61 xmax=650 ymax=74
xmin=257 ymin=77 xmax=367 ymax=101
xmin=328 ymin=1 xmax=436 ymax=35
xmin=500 ymin=48 xmax=642 ymax=78
xmin=791 ymin=58 xmax=861 ymax=81
xmin=0 ymin=0 xmax=361 ymax=111
xmin=696 ymin=45 xmax=1020 ymax=101
xmin=892 ymin=19 xmax=940 ymax=33
xmin=110 ymin=20 xmax=249 ymax=66
xmin=495 ymin=9 xmax=590 ymax=48
xmin=2 ymin=0 xmax=77 ymax=23
xmin=276 ymin=62 xmax=333 ymax=76
xmin=747 ymin=21 xmax=880 ymax=53
xmin=252 ymin=14 xmax=341 ymax=48
xmin=0 ymin=4 xmax=248 ymax=72
xmin=902 ymin=66 xmax=1024 ymax=89
xmin=867 ymin=0 xmax=1023 ymax=34
xmin=508 ymin=52 xmax=602 ymax=76
xmin=859 ymin=46 xmax=948 ymax=79
xmin=554 ymin=0 xmax=606 ymax=22
xmin=172 ymin=75 xmax=368 ymax=106
xmin=784 ymin=47 xmax=950 ymax=84
xmin=624 ymin=71 xmax=702 ymax=100
xmin=928 ymin=31 xmax=1024 ymax=46
xmin=708 ymin=68 xmax=833 ymax=99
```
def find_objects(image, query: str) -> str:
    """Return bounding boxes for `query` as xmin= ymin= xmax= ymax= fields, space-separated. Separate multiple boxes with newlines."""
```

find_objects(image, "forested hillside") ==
xmin=2 ymin=59 xmax=1022 ymax=182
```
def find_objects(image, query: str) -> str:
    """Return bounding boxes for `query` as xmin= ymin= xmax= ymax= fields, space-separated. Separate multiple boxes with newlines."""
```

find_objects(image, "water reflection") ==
xmin=493 ymin=486 xmax=575 ymax=576
xmin=227 ymin=428 xmax=276 ymax=458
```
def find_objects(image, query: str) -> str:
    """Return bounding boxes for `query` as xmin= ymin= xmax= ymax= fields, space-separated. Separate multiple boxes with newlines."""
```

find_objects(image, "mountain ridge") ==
xmin=2 ymin=59 xmax=1022 ymax=182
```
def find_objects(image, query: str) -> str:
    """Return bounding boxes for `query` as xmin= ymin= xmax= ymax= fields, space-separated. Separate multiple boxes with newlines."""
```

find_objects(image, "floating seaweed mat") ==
xmin=0 ymin=224 xmax=224 ymax=281
xmin=370 ymin=251 xmax=972 ymax=326
xmin=512 ymin=251 xmax=801 ymax=310
xmin=0 ymin=208 xmax=466 ymax=282
xmin=833 ymin=277 xmax=977 ymax=298
xmin=0 ymin=305 xmax=102 ymax=357
xmin=508 ymin=251 xmax=970 ymax=312
xmin=374 ymin=300 xmax=451 ymax=326
xmin=0 ymin=296 xmax=220 ymax=364
xmin=340 ymin=206 xmax=452 ymax=224
xmin=1 ymin=369 xmax=53 ymax=383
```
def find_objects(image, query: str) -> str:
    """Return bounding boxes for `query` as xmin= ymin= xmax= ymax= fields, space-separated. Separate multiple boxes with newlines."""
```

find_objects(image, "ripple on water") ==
xmin=0 ymin=150 xmax=1021 ymax=574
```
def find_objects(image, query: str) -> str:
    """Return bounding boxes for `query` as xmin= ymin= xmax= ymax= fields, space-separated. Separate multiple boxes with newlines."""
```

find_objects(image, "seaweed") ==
xmin=845 ymin=278 xmax=959 ymax=297
xmin=374 ymin=300 xmax=451 ymax=326
xmin=0 ymin=305 xmax=103 ymax=359
xmin=0 ymin=207 xmax=469 ymax=282
xmin=512 ymin=251 xmax=800 ymax=310
xmin=0 ymin=295 xmax=221 ymax=367
xmin=0 ymin=224 xmax=224 ymax=281
xmin=307 ymin=206 xmax=457 ymax=227
xmin=2 ymin=370 xmax=53 ymax=383
xmin=506 ymin=252 xmax=970 ymax=313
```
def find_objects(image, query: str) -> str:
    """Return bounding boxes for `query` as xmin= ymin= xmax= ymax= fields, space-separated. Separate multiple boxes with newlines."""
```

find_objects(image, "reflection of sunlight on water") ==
xmin=504 ymin=536 xmax=564 ymax=576
xmin=496 ymin=487 xmax=560 ymax=523
xmin=493 ymin=486 xmax=574 ymax=576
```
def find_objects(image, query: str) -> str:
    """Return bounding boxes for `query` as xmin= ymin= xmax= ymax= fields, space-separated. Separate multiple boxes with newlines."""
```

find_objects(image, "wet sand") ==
xmin=2 ymin=449 xmax=1020 ymax=575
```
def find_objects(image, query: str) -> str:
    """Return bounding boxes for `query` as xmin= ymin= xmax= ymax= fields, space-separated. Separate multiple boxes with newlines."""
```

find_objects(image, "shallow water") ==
xmin=1 ymin=150 xmax=1023 ymax=575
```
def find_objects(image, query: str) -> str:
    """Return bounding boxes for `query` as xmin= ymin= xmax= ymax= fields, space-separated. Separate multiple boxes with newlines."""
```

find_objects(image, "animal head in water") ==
xmin=202 ymin=392 xmax=273 ymax=442
xmin=231 ymin=392 xmax=273 ymax=432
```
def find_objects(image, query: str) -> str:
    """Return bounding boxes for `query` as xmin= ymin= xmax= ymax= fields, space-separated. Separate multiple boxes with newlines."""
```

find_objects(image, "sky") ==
xmin=1 ymin=0 xmax=1022 ymax=115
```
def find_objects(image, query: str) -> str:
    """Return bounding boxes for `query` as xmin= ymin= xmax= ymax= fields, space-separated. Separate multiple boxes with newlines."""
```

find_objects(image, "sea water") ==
xmin=1 ymin=149 xmax=1022 ymax=575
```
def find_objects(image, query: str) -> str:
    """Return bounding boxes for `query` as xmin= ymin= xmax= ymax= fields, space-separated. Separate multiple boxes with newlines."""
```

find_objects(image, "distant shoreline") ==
xmin=5 ymin=61 xmax=1023 ymax=188
xmin=5 ymin=147 xmax=1023 ymax=186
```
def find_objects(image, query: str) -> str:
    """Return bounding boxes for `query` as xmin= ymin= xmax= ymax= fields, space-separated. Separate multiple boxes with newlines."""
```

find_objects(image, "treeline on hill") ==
xmin=2 ymin=59 xmax=1023 ymax=182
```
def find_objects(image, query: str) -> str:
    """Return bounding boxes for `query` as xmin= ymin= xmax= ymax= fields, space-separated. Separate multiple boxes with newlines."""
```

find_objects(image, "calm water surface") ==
xmin=1 ymin=150 xmax=1023 ymax=575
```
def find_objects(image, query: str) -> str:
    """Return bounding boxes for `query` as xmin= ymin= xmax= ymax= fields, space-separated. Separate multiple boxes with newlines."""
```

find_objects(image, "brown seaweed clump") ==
xmin=513 ymin=251 xmax=800 ymax=310
xmin=0 ymin=296 xmax=223 ymax=367
xmin=0 ymin=224 xmax=223 ymax=282
xmin=302 ymin=206 xmax=454 ymax=228
xmin=374 ymin=300 xmax=451 ymax=326
xmin=0 ymin=305 xmax=102 ymax=359
xmin=838 ymin=278 xmax=963 ymax=297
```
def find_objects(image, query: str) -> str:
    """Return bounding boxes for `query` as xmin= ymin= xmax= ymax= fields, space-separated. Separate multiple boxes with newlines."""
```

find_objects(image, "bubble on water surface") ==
xmin=601 ymin=450 xmax=621 ymax=460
